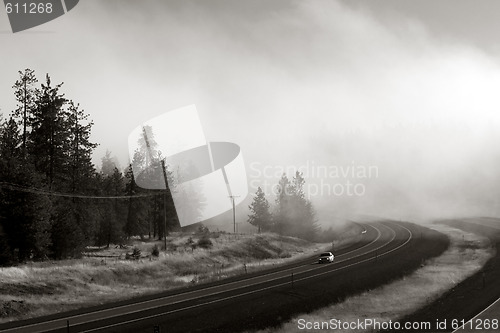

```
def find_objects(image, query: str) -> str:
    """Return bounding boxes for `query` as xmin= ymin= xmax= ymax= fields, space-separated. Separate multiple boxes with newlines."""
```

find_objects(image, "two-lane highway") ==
xmin=0 ymin=221 xmax=413 ymax=333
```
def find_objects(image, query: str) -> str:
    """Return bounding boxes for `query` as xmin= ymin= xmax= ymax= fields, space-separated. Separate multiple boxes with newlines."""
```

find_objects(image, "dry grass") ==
xmin=0 ymin=232 xmax=329 ymax=322
xmin=255 ymin=224 xmax=494 ymax=333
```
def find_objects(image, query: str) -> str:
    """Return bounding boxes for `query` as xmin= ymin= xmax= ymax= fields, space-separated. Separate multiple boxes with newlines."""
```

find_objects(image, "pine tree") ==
xmin=0 ymin=224 xmax=11 ymax=266
xmin=146 ymin=159 xmax=178 ymax=240
xmin=0 ymin=116 xmax=53 ymax=261
xmin=66 ymin=100 xmax=98 ymax=193
xmin=65 ymin=101 xmax=99 ymax=246
xmin=12 ymin=68 xmax=38 ymax=154
xmin=248 ymin=187 xmax=272 ymax=233
xmin=2 ymin=70 xmax=100 ymax=261
xmin=97 ymin=155 xmax=125 ymax=247
xmin=50 ymin=197 xmax=85 ymax=259
xmin=0 ymin=117 xmax=22 ymax=170
xmin=272 ymin=171 xmax=318 ymax=240
xmin=273 ymin=173 xmax=291 ymax=235
xmin=28 ymin=74 xmax=68 ymax=190
xmin=124 ymin=164 xmax=148 ymax=238
xmin=101 ymin=150 xmax=116 ymax=177
xmin=131 ymin=125 xmax=179 ymax=238
xmin=287 ymin=171 xmax=318 ymax=240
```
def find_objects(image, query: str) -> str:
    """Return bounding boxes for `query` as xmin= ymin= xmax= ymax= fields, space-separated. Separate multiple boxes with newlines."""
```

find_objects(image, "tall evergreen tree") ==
xmin=28 ymin=74 xmax=68 ymax=190
xmin=2 ymin=70 xmax=102 ymax=261
xmin=288 ymin=171 xmax=318 ymax=240
xmin=273 ymin=173 xmax=291 ymax=235
xmin=0 ymin=117 xmax=21 ymax=170
xmin=131 ymin=125 xmax=179 ymax=238
xmin=248 ymin=187 xmax=272 ymax=233
xmin=101 ymin=150 xmax=117 ymax=177
xmin=65 ymin=101 xmax=99 ymax=246
xmin=0 ymin=116 xmax=52 ymax=262
xmin=272 ymin=171 xmax=318 ymax=240
xmin=12 ymin=68 xmax=38 ymax=154
xmin=50 ymin=197 xmax=85 ymax=259
xmin=124 ymin=164 xmax=148 ymax=239
xmin=97 ymin=154 xmax=125 ymax=247
xmin=66 ymin=100 xmax=98 ymax=193
xmin=0 ymin=224 xmax=11 ymax=266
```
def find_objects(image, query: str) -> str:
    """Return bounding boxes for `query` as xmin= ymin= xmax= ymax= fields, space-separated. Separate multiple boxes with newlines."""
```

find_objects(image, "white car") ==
xmin=318 ymin=252 xmax=334 ymax=264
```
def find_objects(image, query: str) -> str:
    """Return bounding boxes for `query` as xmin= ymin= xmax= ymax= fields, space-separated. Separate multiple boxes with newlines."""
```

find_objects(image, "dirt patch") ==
xmin=0 ymin=300 xmax=30 ymax=318
xmin=0 ymin=281 xmax=67 ymax=296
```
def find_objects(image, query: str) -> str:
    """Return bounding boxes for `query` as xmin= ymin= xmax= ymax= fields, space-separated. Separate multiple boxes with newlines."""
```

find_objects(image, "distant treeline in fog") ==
xmin=248 ymin=172 xmax=318 ymax=240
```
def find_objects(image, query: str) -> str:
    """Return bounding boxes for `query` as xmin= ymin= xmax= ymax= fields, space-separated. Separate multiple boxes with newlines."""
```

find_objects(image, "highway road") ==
xmin=0 ymin=221 xmax=413 ymax=333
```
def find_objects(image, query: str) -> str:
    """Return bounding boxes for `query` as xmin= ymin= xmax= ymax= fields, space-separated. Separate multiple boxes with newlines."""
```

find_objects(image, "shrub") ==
xmin=186 ymin=237 xmax=196 ymax=251
xmin=151 ymin=244 xmax=160 ymax=257
xmin=197 ymin=235 xmax=213 ymax=249
xmin=279 ymin=251 xmax=292 ymax=258
xmin=197 ymin=224 xmax=209 ymax=235
xmin=125 ymin=247 xmax=141 ymax=260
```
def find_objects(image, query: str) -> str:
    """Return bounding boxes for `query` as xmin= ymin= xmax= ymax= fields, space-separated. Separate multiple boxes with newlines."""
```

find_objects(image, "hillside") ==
xmin=0 ymin=231 xmax=331 ymax=322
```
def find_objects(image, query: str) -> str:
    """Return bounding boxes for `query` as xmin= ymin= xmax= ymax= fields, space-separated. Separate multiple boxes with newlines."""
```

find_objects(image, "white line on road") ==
xmin=452 ymin=297 xmax=500 ymax=332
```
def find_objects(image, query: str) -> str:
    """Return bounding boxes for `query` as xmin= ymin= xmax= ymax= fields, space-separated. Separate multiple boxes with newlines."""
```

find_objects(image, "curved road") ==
xmin=0 ymin=221 xmax=412 ymax=333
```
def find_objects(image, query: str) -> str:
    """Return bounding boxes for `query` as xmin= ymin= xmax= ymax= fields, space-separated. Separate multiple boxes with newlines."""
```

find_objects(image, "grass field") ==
xmin=262 ymin=223 xmax=493 ymax=333
xmin=0 ymin=230 xmax=335 ymax=322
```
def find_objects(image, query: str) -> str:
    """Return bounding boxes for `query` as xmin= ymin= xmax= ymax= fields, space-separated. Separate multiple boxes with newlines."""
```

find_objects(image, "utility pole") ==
xmin=160 ymin=159 xmax=169 ymax=250
xmin=228 ymin=195 xmax=240 ymax=233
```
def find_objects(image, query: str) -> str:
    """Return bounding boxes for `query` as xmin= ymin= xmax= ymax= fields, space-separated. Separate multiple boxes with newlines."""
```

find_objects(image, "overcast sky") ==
xmin=2 ymin=0 xmax=500 ymax=224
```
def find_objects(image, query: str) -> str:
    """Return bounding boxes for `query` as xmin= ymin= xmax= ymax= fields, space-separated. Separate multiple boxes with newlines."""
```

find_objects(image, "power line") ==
xmin=0 ymin=181 xmax=159 ymax=199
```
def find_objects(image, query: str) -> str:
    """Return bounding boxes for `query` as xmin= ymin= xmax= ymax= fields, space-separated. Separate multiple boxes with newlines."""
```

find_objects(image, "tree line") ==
xmin=0 ymin=69 xmax=178 ymax=265
xmin=247 ymin=171 xmax=319 ymax=240
xmin=0 ymin=69 xmax=320 ymax=266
